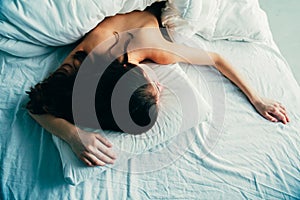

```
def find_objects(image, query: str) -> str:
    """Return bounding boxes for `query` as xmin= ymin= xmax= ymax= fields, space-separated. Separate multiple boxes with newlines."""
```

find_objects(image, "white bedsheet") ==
xmin=1 ymin=32 xmax=299 ymax=199
xmin=1 ymin=0 xmax=299 ymax=199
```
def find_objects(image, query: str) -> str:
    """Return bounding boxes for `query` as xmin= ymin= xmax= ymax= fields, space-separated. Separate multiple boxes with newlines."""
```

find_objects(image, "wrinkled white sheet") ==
xmin=1 ymin=0 xmax=299 ymax=199
xmin=1 ymin=31 xmax=299 ymax=199
xmin=0 ymin=0 xmax=157 ymax=46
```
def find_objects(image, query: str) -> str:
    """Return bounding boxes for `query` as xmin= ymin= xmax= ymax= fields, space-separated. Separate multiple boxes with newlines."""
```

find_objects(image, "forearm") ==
xmin=211 ymin=54 xmax=261 ymax=104
xmin=155 ymin=41 xmax=289 ymax=123
xmin=28 ymin=112 xmax=77 ymax=144
xmin=28 ymin=112 xmax=116 ymax=166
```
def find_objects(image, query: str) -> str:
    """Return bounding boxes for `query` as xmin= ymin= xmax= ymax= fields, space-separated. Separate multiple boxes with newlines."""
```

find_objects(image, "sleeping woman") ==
xmin=26 ymin=2 xmax=289 ymax=167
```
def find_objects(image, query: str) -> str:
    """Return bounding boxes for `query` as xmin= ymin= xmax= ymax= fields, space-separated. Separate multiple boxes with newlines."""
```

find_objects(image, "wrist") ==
xmin=249 ymin=95 xmax=263 ymax=106
xmin=61 ymin=122 xmax=80 ymax=145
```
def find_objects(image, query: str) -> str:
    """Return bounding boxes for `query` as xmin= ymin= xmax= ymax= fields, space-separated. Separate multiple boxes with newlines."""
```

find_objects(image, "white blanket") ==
xmin=0 ymin=0 xmax=299 ymax=199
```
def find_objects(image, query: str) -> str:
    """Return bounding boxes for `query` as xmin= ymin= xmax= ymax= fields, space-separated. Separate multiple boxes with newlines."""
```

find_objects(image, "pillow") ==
xmin=52 ymin=63 xmax=212 ymax=185
xmin=0 ymin=0 xmax=158 ymax=46
xmin=162 ymin=0 xmax=272 ymax=43
xmin=209 ymin=0 xmax=273 ymax=42
xmin=161 ymin=0 xmax=220 ymax=41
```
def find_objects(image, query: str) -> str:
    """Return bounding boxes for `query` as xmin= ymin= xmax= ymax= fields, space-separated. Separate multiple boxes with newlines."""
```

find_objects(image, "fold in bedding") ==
xmin=0 ymin=0 xmax=157 ymax=46
xmin=1 ymin=0 xmax=299 ymax=199
xmin=1 ymin=32 xmax=299 ymax=199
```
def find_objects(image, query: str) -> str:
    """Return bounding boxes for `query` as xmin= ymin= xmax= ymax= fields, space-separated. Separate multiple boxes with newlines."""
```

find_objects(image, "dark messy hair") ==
xmin=26 ymin=50 xmax=159 ymax=134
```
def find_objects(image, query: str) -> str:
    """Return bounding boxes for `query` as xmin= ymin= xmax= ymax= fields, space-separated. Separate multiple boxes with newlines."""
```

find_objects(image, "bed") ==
xmin=1 ymin=0 xmax=299 ymax=199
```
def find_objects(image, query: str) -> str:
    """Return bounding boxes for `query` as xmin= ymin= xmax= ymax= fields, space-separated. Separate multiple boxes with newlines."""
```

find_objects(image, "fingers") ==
xmin=272 ymin=109 xmax=287 ymax=124
xmin=265 ymin=102 xmax=289 ymax=124
xmin=84 ymin=144 xmax=115 ymax=166
xmin=97 ymin=146 xmax=117 ymax=160
xmin=80 ymin=150 xmax=115 ymax=167
xmin=80 ymin=156 xmax=93 ymax=167
xmin=277 ymin=106 xmax=290 ymax=123
xmin=274 ymin=103 xmax=289 ymax=124
xmin=78 ymin=133 xmax=117 ymax=167
xmin=279 ymin=104 xmax=286 ymax=111
xmin=94 ymin=148 xmax=116 ymax=164
xmin=81 ymin=152 xmax=106 ymax=167
xmin=264 ymin=112 xmax=278 ymax=122
xmin=96 ymin=134 xmax=113 ymax=148
xmin=96 ymin=135 xmax=117 ymax=160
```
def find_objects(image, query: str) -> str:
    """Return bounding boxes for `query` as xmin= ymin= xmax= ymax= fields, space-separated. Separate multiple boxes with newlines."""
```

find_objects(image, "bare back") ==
xmin=61 ymin=9 xmax=162 ymax=67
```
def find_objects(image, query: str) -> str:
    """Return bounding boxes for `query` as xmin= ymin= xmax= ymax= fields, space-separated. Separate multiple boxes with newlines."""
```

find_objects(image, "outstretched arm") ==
xmin=207 ymin=53 xmax=289 ymax=124
xmin=149 ymin=41 xmax=289 ymax=124
xmin=28 ymin=112 xmax=116 ymax=166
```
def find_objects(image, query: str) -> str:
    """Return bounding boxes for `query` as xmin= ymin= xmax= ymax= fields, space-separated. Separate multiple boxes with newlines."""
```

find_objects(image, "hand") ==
xmin=252 ymin=97 xmax=290 ymax=124
xmin=68 ymin=128 xmax=116 ymax=167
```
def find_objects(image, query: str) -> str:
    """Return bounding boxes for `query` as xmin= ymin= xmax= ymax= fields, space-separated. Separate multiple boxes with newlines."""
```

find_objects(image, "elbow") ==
xmin=209 ymin=52 xmax=222 ymax=66
xmin=215 ymin=53 xmax=222 ymax=65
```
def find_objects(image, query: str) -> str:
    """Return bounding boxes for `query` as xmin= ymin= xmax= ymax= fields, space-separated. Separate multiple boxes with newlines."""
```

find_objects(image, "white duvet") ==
xmin=0 ymin=0 xmax=299 ymax=199
xmin=0 ymin=0 xmax=158 ymax=46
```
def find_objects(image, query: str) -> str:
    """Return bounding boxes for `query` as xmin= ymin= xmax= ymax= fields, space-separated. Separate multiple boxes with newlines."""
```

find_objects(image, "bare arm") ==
xmin=29 ymin=112 xmax=116 ymax=166
xmin=209 ymin=53 xmax=289 ymax=124
xmin=148 ymin=41 xmax=289 ymax=124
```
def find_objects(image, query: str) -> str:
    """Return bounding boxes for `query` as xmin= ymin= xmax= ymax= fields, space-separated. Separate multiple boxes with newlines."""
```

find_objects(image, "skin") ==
xmin=29 ymin=10 xmax=289 ymax=167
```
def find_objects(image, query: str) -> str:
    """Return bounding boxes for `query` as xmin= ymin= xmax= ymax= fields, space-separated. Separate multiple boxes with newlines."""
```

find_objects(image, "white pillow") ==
xmin=162 ymin=0 xmax=272 ymax=43
xmin=161 ymin=0 xmax=220 ymax=41
xmin=209 ymin=0 xmax=273 ymax=42
xmin=52 ymin=63 xmax=212 ymax=185
xmin=0 ymin=0 xmax=157 ymax=46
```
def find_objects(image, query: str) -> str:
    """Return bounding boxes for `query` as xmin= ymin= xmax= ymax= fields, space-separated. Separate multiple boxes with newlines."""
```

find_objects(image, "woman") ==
xmin=27 ymin=2 xmax=289 ymax=167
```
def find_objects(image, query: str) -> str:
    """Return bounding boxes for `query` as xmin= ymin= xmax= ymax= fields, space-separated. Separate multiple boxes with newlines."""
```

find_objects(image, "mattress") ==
xmin=1 ymin=0 xmax=300 ymax=199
